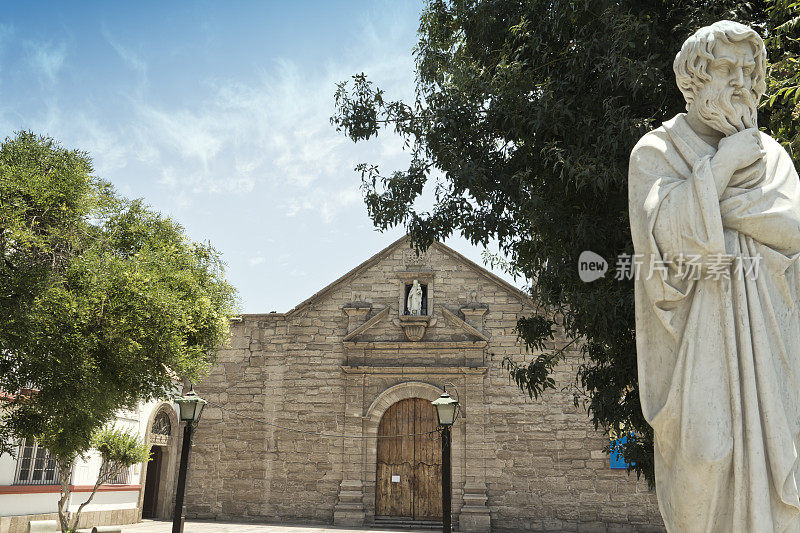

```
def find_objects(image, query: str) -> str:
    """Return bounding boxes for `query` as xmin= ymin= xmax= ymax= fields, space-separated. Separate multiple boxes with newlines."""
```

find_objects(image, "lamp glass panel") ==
xmin=177 ymin=399 xmax=197 ymax=422
xmin=188 ymin=402 xmax=199 ymax=422
xmin=177 ymin=400 xmax=191 ymax=422
xmin=193 ymin=400 xmax=206 ymax=422
xmin=436 ymin=403 xmax=457 ymax=426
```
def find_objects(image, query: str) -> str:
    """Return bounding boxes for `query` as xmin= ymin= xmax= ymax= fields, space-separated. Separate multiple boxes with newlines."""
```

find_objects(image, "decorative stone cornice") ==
xmin=341 ymin=365 xmax=488 ymax=375
xmin=343 ymin=340 xmax=488 ymax=349
xmin=342 ymin=304 xmax=373 ymax=333
xmin=442 ymin=308 xmax=489 ymax=341
xmin=461 ymin=306 xmax=488 ymax=332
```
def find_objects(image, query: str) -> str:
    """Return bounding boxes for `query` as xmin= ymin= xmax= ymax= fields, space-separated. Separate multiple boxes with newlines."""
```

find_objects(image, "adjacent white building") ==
xmin=0 ymin=399 xmax=182 ymax=533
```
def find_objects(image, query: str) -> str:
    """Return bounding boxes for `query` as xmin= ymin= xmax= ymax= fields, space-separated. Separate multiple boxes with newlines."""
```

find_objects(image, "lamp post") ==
xmin=172 ymin=386 xmax=206 ymax=533
xmin=432 ymin=390 xmax=459 ymax=533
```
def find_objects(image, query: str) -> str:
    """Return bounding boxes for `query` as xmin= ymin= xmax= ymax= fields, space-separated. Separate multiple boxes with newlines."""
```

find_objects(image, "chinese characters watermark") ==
xmin=579 ymin=251 xmax=762 ymax=282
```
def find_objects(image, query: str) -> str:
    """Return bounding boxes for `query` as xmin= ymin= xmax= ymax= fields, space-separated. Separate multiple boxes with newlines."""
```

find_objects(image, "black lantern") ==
xmin=175 ymin=386 xmax=207 ymax=424
xmin=432 ymin=391 xmax=459 ymax=426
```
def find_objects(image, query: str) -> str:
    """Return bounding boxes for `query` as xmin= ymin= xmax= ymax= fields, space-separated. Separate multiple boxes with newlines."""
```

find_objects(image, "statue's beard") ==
xmin=695 ymin=86 xmax=758 ymax=136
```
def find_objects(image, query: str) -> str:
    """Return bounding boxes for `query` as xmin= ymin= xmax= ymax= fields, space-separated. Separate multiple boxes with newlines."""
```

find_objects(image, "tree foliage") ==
xmin=0 ymin=132 xmax=237 ymax=506
xmin=333 ymin=0 xmax=796 ymax=484
xmin=762 ymin=0 xmax=800 ymax=155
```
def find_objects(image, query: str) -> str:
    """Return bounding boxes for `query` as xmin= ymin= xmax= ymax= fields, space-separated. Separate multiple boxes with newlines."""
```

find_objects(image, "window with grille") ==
xmin=14 ymin=439 xmax=59 ymax=485
xmin=105 ymin=463 xmax=130 ymax=484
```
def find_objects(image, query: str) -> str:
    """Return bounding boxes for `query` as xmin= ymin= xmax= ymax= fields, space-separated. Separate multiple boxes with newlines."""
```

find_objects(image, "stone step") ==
xmin=373 ymin=516 xmax=445 ymax=530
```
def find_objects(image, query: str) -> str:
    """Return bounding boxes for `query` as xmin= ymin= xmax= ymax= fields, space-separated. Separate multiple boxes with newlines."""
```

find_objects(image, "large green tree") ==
xmin=333 ymin=0 xmax=797 ymax=484
xmin=0 ymin=132 xmax=237 ymax=530
xmin=762 ymin=0 xmax=799 ymax=154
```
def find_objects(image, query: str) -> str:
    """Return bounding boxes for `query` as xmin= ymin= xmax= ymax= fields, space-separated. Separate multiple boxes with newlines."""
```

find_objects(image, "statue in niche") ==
xmin=629 ymin=21 xmax=800 ymax=532
xmin=407 ymin=279 xmax=423 ymax=316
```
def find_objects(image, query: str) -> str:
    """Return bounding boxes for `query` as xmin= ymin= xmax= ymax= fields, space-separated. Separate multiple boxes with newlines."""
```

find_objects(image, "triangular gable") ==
xmin=430 ymin=242 xmax=532 ymax=305
xmin=283 ymin=236 xmax=408 ymax=317
xmin=278 ymin=235 xmax=531 ymax=317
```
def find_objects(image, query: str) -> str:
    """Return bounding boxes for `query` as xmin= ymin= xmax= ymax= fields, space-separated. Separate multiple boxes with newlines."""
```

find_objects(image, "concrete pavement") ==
xmin=123 ymin=520 xmax=440 ymax=533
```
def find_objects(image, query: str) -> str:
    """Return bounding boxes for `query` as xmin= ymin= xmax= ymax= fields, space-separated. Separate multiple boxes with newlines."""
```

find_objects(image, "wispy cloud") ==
xmin=102 ymin=26 xmax=147 ymax=78
xmin=27 ymin=40 xmax=67 ymax=83
xmin=4 ymin=2 xmax=419 ymax=225
xmin=283 ymin=186 xmax=363 ymax=224
xmin=7 ymin=7 xmax=418 ymax=206
xmin=113 ymin=11 xmax=417 ymax=222
xmin=0 ymin=1 xmax=521 ymax=314
xmin=138 ymin=105 xmax=226 ymax=167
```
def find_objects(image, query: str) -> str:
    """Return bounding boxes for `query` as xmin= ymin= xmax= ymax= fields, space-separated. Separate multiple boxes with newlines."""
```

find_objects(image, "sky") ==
xmin=0 ymin=0 xmax=521 ymax=313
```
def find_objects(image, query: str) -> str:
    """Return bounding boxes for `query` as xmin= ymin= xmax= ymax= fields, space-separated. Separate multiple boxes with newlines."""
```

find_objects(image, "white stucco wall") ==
xmin=0 ymin=455 xmax=16 ymax=486
xmin=0 ymin=489 xmax=140 ymax=516
xmin=0 ymin=396 xmax=179 ymax=518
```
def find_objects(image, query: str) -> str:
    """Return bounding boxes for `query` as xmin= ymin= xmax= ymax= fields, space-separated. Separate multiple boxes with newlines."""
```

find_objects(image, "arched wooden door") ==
xmin=375 ymin=397 xmax=442 ymax=520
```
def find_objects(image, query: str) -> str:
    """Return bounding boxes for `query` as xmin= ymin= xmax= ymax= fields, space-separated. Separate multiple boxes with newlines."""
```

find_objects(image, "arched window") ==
xmin=152 ymin=410 xmax=172 ymax=436
xmin=149 ymin=408 xmax=173 ymax=446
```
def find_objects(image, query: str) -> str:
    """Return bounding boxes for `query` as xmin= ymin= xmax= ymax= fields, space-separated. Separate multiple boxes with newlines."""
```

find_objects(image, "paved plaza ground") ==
xmin=123 ymin=520 xmax=440 ymax=533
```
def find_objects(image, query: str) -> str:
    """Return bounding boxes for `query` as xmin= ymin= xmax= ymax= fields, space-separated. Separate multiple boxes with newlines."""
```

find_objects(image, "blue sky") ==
xmin=0 ymin=1 xmax=520 ymax=313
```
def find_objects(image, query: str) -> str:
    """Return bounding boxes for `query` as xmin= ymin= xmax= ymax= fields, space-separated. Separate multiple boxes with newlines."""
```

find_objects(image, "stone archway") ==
xmin=334 ymin=379 xmax=472 ymax=529
xmin=138 ymin=403 xmax=180 ymax=520
xmin=363 ymin=382 xmax=463 ymax=525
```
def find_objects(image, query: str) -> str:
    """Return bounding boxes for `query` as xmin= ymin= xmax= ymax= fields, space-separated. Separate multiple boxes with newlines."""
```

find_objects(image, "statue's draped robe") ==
xmin=408 ymin=285 xmax=423 ymax=315
xmin=629 ymin=113 xmax=800 ymax=532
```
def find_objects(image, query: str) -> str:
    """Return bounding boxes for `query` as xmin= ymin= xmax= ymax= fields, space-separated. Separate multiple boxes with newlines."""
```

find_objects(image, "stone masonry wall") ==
xmin=483 ymin=330 xmax=663 ymax=532
xmin=186 ymin=240 xmax=665 ymax=531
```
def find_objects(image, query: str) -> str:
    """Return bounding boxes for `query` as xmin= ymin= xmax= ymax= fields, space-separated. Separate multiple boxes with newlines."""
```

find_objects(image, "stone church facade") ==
xmin=185 ymin=237 xmax=665 ymax=532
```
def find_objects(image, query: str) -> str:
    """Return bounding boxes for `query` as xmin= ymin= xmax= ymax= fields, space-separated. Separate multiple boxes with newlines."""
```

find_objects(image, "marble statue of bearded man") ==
xmin=629 ymin=21 xmax=800 ymax=532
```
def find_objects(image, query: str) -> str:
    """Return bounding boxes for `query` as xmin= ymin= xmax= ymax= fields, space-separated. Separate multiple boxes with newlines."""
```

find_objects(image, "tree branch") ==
xmin=68 ymin=460 xmax=122 ymax=531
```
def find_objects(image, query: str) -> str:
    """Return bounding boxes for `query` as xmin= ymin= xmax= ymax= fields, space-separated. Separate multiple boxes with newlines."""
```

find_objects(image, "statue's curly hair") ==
xmin=673 ymin=20 xmax=766 ymax=109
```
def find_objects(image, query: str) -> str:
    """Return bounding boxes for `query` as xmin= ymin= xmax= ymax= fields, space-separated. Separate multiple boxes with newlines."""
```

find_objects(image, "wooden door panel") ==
xmin=413 ymin=398 xmax=442 ymax=520
xmin=376 ymin=399 xmax=413 ymax=517
xmin=413 ymin=462 xmax=442 ymax=519
xmin=376 ymin=397 xmax=442 ymax=520
xmin=142 ymin=446 xmax=162 ymax=518
xmin=376 ymin=462 xmax=412 ymax=516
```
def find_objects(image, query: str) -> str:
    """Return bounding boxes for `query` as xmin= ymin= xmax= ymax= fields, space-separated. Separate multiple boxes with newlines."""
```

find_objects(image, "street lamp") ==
xmin=172 ymin=386 xmax=206 ymax=533
xmin=432 ymin=390 xmax=459 ymax=533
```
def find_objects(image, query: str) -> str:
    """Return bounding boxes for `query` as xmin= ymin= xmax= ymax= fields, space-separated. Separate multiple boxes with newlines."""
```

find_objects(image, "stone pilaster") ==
xmin=460 ymin=306 xmax=488 ymax=332
xmin=333 ymin=372 xmax=366 ymax=526
xmin=460 ymin=373 xmax=491 ymax=532
xmin=333 ymin=479 xmax=366 ymax=526
xmin=460 ymin=481 xmax=491 ymax=532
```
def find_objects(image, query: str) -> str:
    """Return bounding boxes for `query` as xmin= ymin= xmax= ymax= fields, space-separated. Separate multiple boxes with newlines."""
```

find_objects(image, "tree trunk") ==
xmin=56 ymin=459 xmax=74 ymax=533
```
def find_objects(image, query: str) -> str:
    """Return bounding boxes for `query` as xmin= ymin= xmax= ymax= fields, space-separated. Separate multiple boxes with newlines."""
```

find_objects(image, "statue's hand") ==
xmin=717 ymin=128 xmax=764 ymax=169
xmin=711 ymin=128 xmax=765 ymax=194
